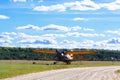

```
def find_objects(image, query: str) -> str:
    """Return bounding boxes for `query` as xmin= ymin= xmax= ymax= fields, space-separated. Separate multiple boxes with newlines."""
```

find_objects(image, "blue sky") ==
xmin=0 ymin=0 xmax=120 ymax=49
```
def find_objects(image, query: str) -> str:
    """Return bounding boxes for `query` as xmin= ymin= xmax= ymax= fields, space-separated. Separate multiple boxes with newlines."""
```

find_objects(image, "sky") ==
xmin=0 ymin=0 xmax=120 ymax=49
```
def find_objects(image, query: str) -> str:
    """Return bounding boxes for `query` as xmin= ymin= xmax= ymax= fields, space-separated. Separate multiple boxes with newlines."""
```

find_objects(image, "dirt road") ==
xmin=3 ymin=66 xmax=120 ymax=80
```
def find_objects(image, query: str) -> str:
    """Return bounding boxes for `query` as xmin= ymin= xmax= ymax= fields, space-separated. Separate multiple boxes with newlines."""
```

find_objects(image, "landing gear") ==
xmin=65 ymin=60 xmax=71 ymax=64
xmin=53 ymin=61 xmax=58 ymax=64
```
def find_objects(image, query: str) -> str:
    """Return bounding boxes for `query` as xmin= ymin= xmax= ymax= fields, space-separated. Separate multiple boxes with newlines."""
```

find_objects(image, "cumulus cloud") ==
xmin=59 ymin=39 xmax=95 ymax=49
xmin=33 ymin=6 xmax=50 ymax=11
xmin=41 ymin=24 xmax=69 ymax=32
xmin=70 ymin=26 xmax=94 ymax=32
xmin=0 ymin=39 xmax=11 ymax=46
xmin=99 ymin=0 xmax=120 ymax=10
xmin=73 ymin=17 xmax=87 ymax=21
xmin=106 ymin=29 xmax=120 ymax=35
xmin=107 ymin=38 xmax=120 ymax=44
xmin=93 ymin=38 xmax=120 ymax=50
xmin=38 ymin=0 xmax=43 ymax=3
xmin=60 ymin=40 xmax=80 ymax=49
xmin=17 ymin=33 xmax=41 ymax=39
xmin=83 ymin=28 xmax=94 ymax=31
xmin=11 ymin=0 xmax=26 ymax=2
xmin=0 ymin=32 xmax=58 ymax=47
xmin=18 ymin=39 xmax=55 ymax=44
xmin=33 ymin=0 xmax=120 ymax=12
xmin=16 ymin=24 xmax=40 ymax=30
xmin=2 ymin=32 xmax=17 ymax=35
xmin=16 ymin=24 xmax=95 ymax=32
xmin=66 ymin=32 xmax=105 ymax=37
xmin=17 ymin=33 xmax=57 ymax=45
xmin=16 ymin=24 xmax=70 ymax=32
xmin=82 ymin=40 xmax=94 ymax=45
xmin=59 ymin=38 xmax=120 ymax=49
xmin=0 ymin=34 xmax=13 ymax=46
xmin=42 ymin=34 xmax=65 ymax=38
xmin=33 ymin=0 xmax=100 ymax=12
xmin=64 ymin=0 xmax=100 ymax=11
xmin=0 ymin=35 xmax=13 ymax=40
xmin=0 ymin=15 xmax=10 ymax=19
xmin=1 ymin=31 xmax=120 ymax=49
xmin=71 ymin=26 xmax=82 ymax=31
xmin=33 ymin=4 xmax=66 ymax=12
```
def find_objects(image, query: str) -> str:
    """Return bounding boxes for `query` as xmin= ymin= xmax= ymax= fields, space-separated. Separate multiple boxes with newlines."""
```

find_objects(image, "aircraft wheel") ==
xmin=66 ymin=60 xmax=71 ymax=64
xmin=53 ymin=62 xmax=57 ymax=64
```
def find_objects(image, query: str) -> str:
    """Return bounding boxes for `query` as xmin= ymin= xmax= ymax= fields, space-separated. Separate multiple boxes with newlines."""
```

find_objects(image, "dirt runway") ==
xmin=3 ymin=66 xmax=120 ymax=80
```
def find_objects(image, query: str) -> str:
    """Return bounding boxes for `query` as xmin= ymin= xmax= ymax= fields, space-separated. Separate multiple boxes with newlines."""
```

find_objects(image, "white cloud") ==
xmin=18 ymin=39 xmax=56 ymax=45
xmin=18 ymin=33 xmax=40 ymax=39
xmin=33 ymin=6 xmax=50 ymax=11
xmin=43 ymin=34 xmax=65 ymax=38
xmin=2 ymin=32 xmax=17 ymax=35
xmin=16 ymin=24 xmax=95 ymax=33
xmin=50 ymin=4 xmax=66 ymax=12
xmin=41 ymin=24 xmax=69 ymax=32
xmin=60 ymin=40 xmax=80 ymax=49
xmin=107 ymin=38 xmax=120 ymax=44
xmin=38 ymin=0 xmax=43 ymax=3
xmin=64 ymin=0 xmax=100 ymax=11
xmin=17 ymin=33 xmax=57 ymax=45
xmin=16 ymin=40 xmax=120 ymax=50
xmin=99 ymin=0 xmax=120 ymax=10
xmin=33 ymin=0 xmax=100 ymax=12
xmin=0 ymin=35 xmax=13 ymax=40
xmin=16 ymin=24 xmax=70 ymax=32
xmin=106 ymin=29 xmax=120 ymax=35
xmin=82 ymin=40 xmax=94 ymax=45
xmin=66 ymin=32 xmax=105 ymax=37
xmin=79 ymin=40 xmax=96 ymax=48
xmin=11 ymin=0 xmax=26 ymax=2
xmin=0 ymin=15 xmax=10 ymax=19
xmin=73 ymin=17 xmax=87 ymax=21
xmin=93 ymin=38 xmax=120 ymax=50
xmin=0 ymin=39 xmax=11 ymax=45
xmin=33 ymin=0 xmax=120 ymax=12
xmin=0 ymin=34 xmax=13 ymax=46
xmin=59 ymin=39 xmax=95 ymax=49
xmin=1 ymin=31 xmax=120 ymax=49
xmin=0 ymin=32 xmax=57 ymax=46
xmin=83 ymin=28 xmax=94 ymax=31
xmin=16 ymin=24 xmax=40 ymax=30
xmin=33 ymin=4 xmax=66 ymax=12
xmin=70 ymin=26 xmax=94 ymax=32
xmin=71 ymin=26 xmax=82 ymax=31
xmin=58 ymin=38 xmax=120 ymax=49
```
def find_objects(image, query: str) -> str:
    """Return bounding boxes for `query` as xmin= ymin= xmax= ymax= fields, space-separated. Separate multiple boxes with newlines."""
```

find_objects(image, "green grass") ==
xmin=117 ymin=70 xmax=120 ymax=73
xmin=117 ymin=69 xmax=120 ymax=74
xmin=0 ymin=60 xmax=120 ymax=79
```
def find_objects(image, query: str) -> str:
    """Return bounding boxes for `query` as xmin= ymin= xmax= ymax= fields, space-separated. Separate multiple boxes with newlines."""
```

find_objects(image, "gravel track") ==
xmin=3 ymin=66 xmax=120 ymax=80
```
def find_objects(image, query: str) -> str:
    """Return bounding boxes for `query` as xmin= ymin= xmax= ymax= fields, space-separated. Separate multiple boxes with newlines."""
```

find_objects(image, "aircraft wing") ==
xmin=33 ymin=49 xmax=57 ymax=54
xmin=66 ymin=50 xmax=96 ymax=54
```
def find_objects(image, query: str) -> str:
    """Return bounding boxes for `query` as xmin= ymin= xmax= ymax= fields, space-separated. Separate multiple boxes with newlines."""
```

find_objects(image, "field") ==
xmin=0 ymin=60 xmax=120 ymax=79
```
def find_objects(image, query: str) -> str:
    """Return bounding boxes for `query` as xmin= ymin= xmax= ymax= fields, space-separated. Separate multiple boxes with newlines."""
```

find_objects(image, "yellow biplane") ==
xmin=33 ymin=49 xmax=96 ymax=64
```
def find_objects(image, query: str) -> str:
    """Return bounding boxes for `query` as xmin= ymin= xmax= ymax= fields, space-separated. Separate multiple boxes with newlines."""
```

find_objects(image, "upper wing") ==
xmin=33 ymin=49 xmax=57 ymax=54
xmin=66 ymin=50 xmax=96 ymax=54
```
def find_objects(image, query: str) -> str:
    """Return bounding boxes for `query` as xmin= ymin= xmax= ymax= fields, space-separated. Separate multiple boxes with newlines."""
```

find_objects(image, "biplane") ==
xmin=33 ymin=49 xmax=96 ymax=64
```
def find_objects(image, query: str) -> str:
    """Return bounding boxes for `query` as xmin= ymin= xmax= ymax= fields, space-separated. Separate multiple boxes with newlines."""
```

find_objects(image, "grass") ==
xmin=117 ymin=70 xmax=120 ymax=73
xmin=0 ymin=60 xmax=120 ymax=79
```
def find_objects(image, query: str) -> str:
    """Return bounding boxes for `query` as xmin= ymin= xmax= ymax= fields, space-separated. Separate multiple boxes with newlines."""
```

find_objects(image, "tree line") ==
xmin=0 ymin=47 xmax=120 ymax=61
